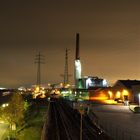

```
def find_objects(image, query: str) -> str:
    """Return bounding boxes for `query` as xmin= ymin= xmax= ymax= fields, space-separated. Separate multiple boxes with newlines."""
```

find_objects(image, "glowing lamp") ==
xmin=108 ymin=91 xmax=113 ymax=99
xmin=116 ymin=91 xmax=121 ymax=98
xmin=122 ymin=89 xmax=129 ymax=96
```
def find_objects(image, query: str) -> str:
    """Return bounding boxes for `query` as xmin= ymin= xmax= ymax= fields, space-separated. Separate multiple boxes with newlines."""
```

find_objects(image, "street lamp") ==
xmin=139 ymin=93 xmax=140 ymax=107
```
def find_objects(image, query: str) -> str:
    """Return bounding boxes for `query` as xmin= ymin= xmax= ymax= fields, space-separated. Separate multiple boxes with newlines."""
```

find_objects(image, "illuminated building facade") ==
xmin=112 ymin=80 xmax=140 ymax=103
xmin=74 ymin=33 xmax=108 ymax=89
xmin=80 ymin=76 xmax=108 ymax=89
xmin=88 ymin=80 xmax=140 ymax=104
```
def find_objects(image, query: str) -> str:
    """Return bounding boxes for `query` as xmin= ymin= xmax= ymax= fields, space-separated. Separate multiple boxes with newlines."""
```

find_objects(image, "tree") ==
xmin=1 ymin=92 xmax=25 ymax=128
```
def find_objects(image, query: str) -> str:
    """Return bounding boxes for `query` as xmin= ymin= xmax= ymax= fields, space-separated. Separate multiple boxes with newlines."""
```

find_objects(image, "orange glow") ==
xmin=108 ymin=91 xmax=113 ymax=99
xmin=48 ymin=83 xmax=51 ymax=86
xmin=56 ymin=90 xmax=60 ymax=94
xmin=60 ymin=83 xmax=63 ymax=87
xmin=89 ymin=90 xmax=109 ymax=101
xmin=90 ymin=96 xmax=108 ymax=100
xmin=122 ymin=89 xmax=129 ymax=96
xmin=40 ymin=93 xmax=46 ymax=98
xmin=104 ymin=100 xmax=117 ymax=104
xmin=34 ymin=86 xmax=40 ymax=93
xmin=116 ymin=91 xmax=121 ymax=98
xmin=65 ymin=84 xmax=70 ymax=88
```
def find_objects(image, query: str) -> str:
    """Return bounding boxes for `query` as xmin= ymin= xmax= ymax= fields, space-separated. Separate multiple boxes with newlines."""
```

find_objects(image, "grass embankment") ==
xmin=17 ymin=100 xmax=48 ymax=140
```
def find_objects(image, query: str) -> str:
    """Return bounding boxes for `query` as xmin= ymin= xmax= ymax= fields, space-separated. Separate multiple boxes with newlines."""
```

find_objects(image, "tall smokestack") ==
xmin=76 ymin=33 xmax=80 ymax=60
xmin=74 ymin=33 xmax=82 ymax=88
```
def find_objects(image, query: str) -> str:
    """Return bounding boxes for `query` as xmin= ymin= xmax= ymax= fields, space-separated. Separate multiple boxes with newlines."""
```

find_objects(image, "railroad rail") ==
xmin=42 ymin=99 xmax=112 ymax=140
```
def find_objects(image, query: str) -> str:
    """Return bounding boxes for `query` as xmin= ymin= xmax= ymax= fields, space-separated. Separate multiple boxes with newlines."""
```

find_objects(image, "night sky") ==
xmin=1 ymin=0 xmax=140 ymax=88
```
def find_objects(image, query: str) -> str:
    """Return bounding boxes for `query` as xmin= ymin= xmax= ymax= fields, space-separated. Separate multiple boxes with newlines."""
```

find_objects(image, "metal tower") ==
xmin=35 ymin=52 xmax=45 ymax=87
xmin=64 ymin=48 xmax=69 ymax=85
xmin=61 ymin=48 xmax=71 ymax=87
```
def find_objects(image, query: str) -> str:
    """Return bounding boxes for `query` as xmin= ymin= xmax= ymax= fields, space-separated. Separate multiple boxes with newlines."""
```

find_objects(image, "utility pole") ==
xmin=64 ymin=48 xmax=69 ymax=85
xmin=61 ymin=48 xmax=72 ymax=87
xmin=79 ymin=104 xmax=84 ymax=140
xmin=35 ymin=52 xmax=45 ymax=88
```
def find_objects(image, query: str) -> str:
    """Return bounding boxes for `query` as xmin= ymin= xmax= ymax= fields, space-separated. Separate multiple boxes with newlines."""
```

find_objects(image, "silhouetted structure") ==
xmin=35 ymin=52 xmax=45 ymax=87
xmin=112 ymin=79 xmax=140 ymax=103
xmin=74 ymin=33 xmax=82 ymax=88
xmin=76 ymin=33 xmax=80 ymax=60
xmin=61 ymin=48 xmax=71 ymax=87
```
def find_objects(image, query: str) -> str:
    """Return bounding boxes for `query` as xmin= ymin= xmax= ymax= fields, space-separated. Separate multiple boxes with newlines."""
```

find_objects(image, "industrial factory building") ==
xmin=112 ymin=80 xmax=140 ymax=103
xmin=77 ymin=76 xmax=108 ymax=89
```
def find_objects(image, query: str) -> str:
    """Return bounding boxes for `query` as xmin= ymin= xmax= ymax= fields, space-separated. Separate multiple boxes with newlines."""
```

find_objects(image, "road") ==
xmin=91 ymin=104 xmax=140 ymax=140
xmin=0 ymin=123 xmax=9 ymax=140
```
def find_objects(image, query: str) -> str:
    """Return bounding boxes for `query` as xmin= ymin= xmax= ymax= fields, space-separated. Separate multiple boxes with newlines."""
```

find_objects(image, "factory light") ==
xmin=122 ymin=89 xmax=129 ymax=96
xmin=116 ymin=91 xmax=121 ymax=98
xmin=108 ymin=91 xmax=113 ymax=99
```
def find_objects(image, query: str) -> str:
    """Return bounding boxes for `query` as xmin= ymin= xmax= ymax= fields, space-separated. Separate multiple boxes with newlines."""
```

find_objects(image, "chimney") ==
xmin=76 ymin=33 xmax=80 ymax=60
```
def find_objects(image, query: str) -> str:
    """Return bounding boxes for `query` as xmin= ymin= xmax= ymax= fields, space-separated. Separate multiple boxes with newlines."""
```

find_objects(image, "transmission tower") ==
xmin=61 ymin=48 xmax=72 ymax=87
xmin=35 ymin=52 xmax=45 ymax=87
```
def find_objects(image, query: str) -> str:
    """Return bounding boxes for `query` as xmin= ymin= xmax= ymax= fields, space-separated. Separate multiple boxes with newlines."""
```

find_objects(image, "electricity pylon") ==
xmin=61 ymin=48 xmax=72 ymax=87
xmin=35 ymin=52 xmax=45 ymax=88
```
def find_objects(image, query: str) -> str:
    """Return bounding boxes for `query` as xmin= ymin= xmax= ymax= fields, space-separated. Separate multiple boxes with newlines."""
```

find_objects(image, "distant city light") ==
xmin=2 ymin=103 xmax=9 ymax=108
xmin=0 ymin=87 xmax=6 ymax=90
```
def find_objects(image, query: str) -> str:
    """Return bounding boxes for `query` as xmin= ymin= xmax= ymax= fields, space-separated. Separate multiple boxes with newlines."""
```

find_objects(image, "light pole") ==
xmin=80 ymin=113 xmax=83 ymax=140
xmin=79 ymin=104 xmax=84 ymax=140
xmin=139 ymin=94 xmax=140 ymax=107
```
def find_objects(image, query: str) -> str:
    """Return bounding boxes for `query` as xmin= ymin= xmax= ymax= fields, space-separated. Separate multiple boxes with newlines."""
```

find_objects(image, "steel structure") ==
xmin=35 ymin=52 xmax=45 ymax=87
xmin=61 ymin=48 xmax=71 ymax=87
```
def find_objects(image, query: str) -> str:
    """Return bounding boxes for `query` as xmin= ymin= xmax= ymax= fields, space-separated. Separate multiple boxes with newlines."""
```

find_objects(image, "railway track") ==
xmin=43 ymin=99 xmax=112 ymax=140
